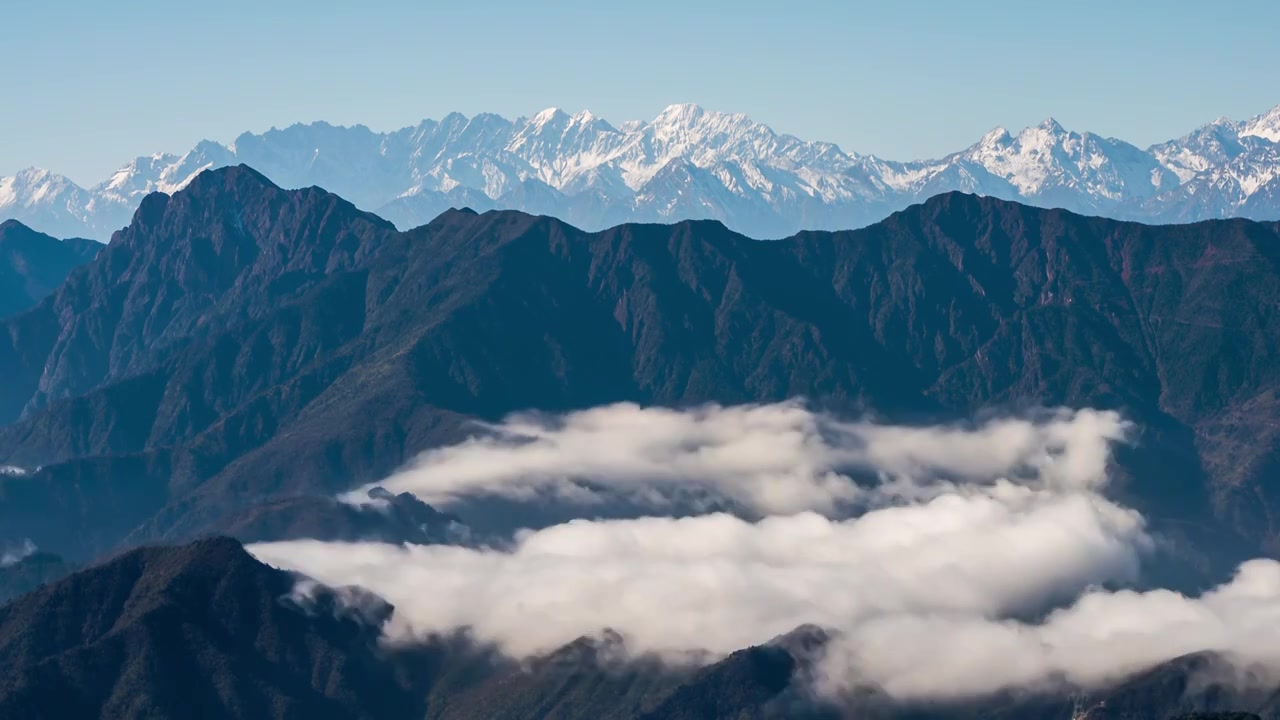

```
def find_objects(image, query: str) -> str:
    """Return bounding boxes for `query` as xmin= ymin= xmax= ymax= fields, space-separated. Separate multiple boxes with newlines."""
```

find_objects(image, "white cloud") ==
xmin=349 ymin=402 xmax=1130 ymax=515
xmin=819 ymin=558 xmax=1280 ymax=699
xmin=253 ymin=484 xmax=1148 ymax=664
xmin=251 ymin=401 xmax=1280 ymax=702
xmin=0 ymin=539 xmax=35 ymax=567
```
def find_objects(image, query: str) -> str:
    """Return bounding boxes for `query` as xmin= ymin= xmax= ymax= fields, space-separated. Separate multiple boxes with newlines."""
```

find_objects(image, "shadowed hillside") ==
xmin=0 ymin=167 xmax=1277 ymax=576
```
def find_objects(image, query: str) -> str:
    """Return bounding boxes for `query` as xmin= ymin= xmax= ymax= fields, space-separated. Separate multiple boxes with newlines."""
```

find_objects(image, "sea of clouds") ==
xmin=249 ymin=401 xmax=1280 ymax=701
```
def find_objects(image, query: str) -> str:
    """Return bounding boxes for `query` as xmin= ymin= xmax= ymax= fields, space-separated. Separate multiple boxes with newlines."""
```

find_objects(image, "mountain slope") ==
xmin=1 ymin=168 xmax=1280 ymax=570
xmin=0 ymin=164 xmax=397 ymax=422
xmin=0 ymin=538 xmax=810 ymax=720
xmin=0 ymin=536 xmax=1274 ymax=720
xmin=0 ymin=550 xmax=71 ymax=605
xmin=0 ymin=220 xmax=100 ymax=319
xmin=6 ymin=103 xmax=1280 ymax=240
xmin=0 ymin=537 xmax=419 ymax=719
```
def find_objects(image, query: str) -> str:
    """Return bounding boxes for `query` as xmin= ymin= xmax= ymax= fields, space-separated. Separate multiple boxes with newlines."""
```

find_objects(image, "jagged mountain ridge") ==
xmin=0 ymin=219 xmax=100 ymax=319
xmin=0 ymin=536 xmax=820 ymax=720
xmin=4 ymin=103 xmax=1280 ymax=239
xmin=0 ymin=536 xmax=1273 ymax=720
xmin=3 ymin=167 xmax=1280 ymax=574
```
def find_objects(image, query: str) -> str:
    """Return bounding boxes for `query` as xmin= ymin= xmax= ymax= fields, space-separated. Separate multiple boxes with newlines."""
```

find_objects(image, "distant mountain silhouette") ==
xmin=8 ymin=103 xmax=1280 ymax=241
xmin=1 ymin=167 xmax=1279 ymax=578
xmin=0 ymin=219 xmax=99 ymax=319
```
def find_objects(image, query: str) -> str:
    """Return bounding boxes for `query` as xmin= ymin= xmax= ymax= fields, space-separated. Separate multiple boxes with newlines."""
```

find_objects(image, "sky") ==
xmin=2 ymin=0 xmax=1278 ymax=184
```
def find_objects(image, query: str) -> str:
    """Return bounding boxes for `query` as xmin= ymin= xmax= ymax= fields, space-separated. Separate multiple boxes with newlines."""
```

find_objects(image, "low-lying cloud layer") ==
xmin=820 ymin=558 xmax=1280 ymax=699
xmin=348 ymin=401 xmax=1129 ymax=514
xmin=253 ymin=491 xmax=1147 ymax=660
xmin=250 ymin=401 xmax=1278 ymax=701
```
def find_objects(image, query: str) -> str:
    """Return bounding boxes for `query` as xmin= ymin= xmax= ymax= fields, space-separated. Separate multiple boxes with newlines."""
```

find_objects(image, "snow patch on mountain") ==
xmin=1241 ymin=105 xmax=1280 ymax=143
xmin=4 ymin=102 xmax=1280 ymax=240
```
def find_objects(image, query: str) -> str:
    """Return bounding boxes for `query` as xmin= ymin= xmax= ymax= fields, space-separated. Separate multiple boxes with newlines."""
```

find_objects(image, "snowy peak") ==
xmin=1241 ymin=104 xmax=1280 ymax=142
xmin=1147 ymin=105 xmax=1280 ymax=203
xmin=651 ymin=103 xmax=766 ymax=144
xmin=978 ymin=127 xmax=1013 ymax=147
xmin=529 ymin=107 xmax=568 ymax=126
xmin=652 ymin=102 xmax=707 ymax=126
xmin=1036 ymin=116 xmax=1066 ymax=133
xmin=935 ymin=117 xmax=1176 ymax=206
xmin=570 ymin=109 xmax=598 ymax=125
xmin=0 ymin=168 xmax=84 ymax=208
xmin=4 ymin=101 xmax=1280 ymax=240
xmin=0 ymin=168 xmax=98 ymax=240
xmin=93 ymin=142 xmax=236 ymax=207
xmin=1150 ymin=118 xmax=1253 ymax=182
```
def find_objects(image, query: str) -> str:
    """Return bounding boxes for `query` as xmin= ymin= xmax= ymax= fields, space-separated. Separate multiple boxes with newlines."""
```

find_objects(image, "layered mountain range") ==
xmin=0 ymin=537 xmax=1273 ymax=719
xmin=5 ymin=167 xmax=1280 ymax=716
xmin=3 ymin=103 xmax=1280 ymax=240
xmin=1 ymin=165 xmax=1279 ymax=568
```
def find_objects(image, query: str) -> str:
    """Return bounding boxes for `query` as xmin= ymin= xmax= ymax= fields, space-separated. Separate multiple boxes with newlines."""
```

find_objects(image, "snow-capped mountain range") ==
xmin=5 ymin=103 xmax=1280 ymax=240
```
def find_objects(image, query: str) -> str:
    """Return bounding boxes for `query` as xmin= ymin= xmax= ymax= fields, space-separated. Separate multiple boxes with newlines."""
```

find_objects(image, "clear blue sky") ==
xmin=3 ymin=0 xmax=1278 ymax=184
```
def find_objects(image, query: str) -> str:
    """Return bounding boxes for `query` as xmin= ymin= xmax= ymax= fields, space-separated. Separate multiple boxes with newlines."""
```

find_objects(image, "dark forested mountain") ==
xmin=2 ymin=166 xmax=1280 ymax=569
xmin=0 ymin=538 xmax=820 ymax=720
xmin=0 ymin=550 xmax=71 ymax=606
xmin=0 ymin=538 xmax=418 ymax=719
xmin=0 ymin=219 xmax=99 ymax=319
xmin=0 ymin=537 xmax=1270 ymax=720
